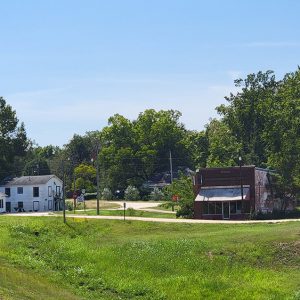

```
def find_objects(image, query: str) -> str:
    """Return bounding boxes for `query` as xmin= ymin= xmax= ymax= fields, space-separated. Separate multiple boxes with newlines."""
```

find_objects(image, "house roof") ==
xmin=2 ymin=175 xmax=61 ymax=186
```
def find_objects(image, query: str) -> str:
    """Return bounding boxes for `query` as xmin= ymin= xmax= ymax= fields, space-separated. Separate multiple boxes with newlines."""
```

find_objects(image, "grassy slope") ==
xmin=64 ymin=209 xmax=177 ymax=218
xmin=0 ymin=216 xmax=299 ymax=300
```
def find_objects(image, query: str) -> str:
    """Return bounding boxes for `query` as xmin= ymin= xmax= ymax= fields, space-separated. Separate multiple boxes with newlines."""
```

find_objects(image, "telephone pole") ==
xmin=169 ymin=150 xmax=173 ymax=183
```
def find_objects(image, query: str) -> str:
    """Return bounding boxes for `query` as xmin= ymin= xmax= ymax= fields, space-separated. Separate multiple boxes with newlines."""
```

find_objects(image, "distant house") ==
xmin=193 ymin=166 xmax=294 ymax=220
xmin=0 ymin=175 xmax=63 ymax=213
xmin=0 ymin=192 xmax=6 ymax=213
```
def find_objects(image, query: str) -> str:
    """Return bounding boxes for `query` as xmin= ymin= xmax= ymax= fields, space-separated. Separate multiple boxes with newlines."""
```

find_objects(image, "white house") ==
xmin=0 ymin=175 xmax=63 ymax=213
xmin=0 ymin=192 xmax=6 ymax=213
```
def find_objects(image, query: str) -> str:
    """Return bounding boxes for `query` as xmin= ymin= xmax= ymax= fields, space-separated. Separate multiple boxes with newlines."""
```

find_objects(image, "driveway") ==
xmin=107 ymin=201 xmax=176 ymax=214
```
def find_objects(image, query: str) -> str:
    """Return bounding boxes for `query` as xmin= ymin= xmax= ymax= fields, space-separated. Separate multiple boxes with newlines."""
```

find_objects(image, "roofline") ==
xmin=196 ymin=166 xmax=275 ymax=173
xmin=1 ymin=175 xmax=62 ymax=187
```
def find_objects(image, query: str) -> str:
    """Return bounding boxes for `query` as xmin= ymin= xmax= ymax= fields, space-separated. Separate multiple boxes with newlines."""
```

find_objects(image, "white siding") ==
xmin=0 ymin=176 xmax=63 ymax=213
xmin=0 ymin=196 xmax=5 ymax=213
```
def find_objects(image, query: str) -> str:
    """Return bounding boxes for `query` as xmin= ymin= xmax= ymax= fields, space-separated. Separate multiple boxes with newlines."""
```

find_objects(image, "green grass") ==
xmin=0 ymin=216 xmax=299 ymax=299
xmin=64 ymin=209 xmax=177 ymax=219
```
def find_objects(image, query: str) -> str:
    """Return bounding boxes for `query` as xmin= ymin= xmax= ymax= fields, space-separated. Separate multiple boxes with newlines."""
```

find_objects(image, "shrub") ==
xmin=149 ymin=187 xmax=164 ymax=201
xmin=101 ymin=188 xmax=113 ymax=200
xmin=65 ymin=201 xmax=74 ymax=211
xmin=124 ymin=185 xmax=140 ymax=201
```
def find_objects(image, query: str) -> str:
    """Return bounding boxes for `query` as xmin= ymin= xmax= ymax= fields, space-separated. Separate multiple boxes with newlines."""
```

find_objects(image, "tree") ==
xmin=0 ymin=97 xmax=29 ymax=180
xmin=263 ymin=68 xmax=300 ymax=207
xmin=216 ymin=70 xmax=278 ymax=166
xmin=74 ymin=163 xmax=96 ymax=192
xmin=205 ymin=119 xmax=241 ymax=167
xmin=99 ymin=109 xmax=192 ymax=192
xmin=164 ymin=175 xmax=194 ymax=218
xmin=65 ymin=134 xmax=92 ymax=165
xmin=23 ymin=158 xmax=51 ymax=176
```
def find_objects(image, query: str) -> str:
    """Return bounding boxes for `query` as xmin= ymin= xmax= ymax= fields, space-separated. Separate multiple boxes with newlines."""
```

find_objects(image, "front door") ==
xmin=6 ymin=202 xmax=11 ymax=213
xmin=223 ymin=202 xmax=230 ymax=219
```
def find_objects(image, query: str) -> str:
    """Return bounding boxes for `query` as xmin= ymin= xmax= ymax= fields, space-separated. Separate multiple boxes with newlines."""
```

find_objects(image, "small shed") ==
xmin=0 ymin=192 xmax=6 ymax=213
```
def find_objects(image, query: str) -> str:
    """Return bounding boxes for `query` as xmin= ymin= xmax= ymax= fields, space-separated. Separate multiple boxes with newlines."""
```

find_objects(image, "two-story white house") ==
xmin=0 ymin=192 xmax=6 ymax=213
xmin=0 ymin=175 xmax=63 ymax=213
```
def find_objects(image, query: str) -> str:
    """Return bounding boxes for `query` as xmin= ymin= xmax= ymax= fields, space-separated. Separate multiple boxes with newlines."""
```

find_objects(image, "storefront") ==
xmin=193 ymin=166 xmax=273 ymax=220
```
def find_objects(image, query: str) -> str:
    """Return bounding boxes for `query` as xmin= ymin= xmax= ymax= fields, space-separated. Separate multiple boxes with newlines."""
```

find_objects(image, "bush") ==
xmin=252 ymin=209 xmax=300 ymax=220
xmin=124 ymin=185 xmax=140 ymax=201
xmin=101 ymin=188 xmax=113 ymax=200
xmin=65 ymin=201 xmax=74 ymax=211
xmin=149 ymin=187 xmax=164 ymax=201
xmin=127 ymin=208 xmax=136 ymax=216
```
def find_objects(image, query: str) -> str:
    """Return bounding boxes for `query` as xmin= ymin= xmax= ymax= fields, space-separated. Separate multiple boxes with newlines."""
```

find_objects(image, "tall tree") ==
xmin=0 ymin=97 xmax=29 ymax=180
xmin=216 ymin=70 xmax=278 ymax=166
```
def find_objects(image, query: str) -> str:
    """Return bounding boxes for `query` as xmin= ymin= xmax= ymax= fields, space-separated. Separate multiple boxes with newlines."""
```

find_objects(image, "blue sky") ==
xmin=1 ymin=0 xmax=300 ymax=146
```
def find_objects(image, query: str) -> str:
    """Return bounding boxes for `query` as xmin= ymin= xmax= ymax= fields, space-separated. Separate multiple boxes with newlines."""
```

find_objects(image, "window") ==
xmin=5 ymin=188 xmax=10 ymax=197
xmin=48 ymin=186 xmax=52 ymax=197
xmin=203 ymin=202 xmax=226 ymax=215
xmin=17 ymin=187 xmax=23 ymax=194
xmin=215 ymin=203 xmax=222 ymax=214
xmin=230 ymin=202 xmax=237 ymax=214
xmin=56 ymin=186 xmax=61 ymax=196
xmin=33 ymin=187 xmax=39 ymax=197
xmin=18 ymin=202 xmax=23 ymax=208
xmin=0 ymin=199 xmax=3 ymax=209
xmin=208 ymin=203 xmax=216 ymax=214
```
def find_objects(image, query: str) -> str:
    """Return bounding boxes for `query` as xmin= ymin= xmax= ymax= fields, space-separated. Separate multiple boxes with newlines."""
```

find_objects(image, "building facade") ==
xmin=0 ymin=192 xmax=6 ymax=213
xmin=0 ymin=175 xmax=63 ymax=213
xmin=193 ymin=166 xmax=285 ymax=220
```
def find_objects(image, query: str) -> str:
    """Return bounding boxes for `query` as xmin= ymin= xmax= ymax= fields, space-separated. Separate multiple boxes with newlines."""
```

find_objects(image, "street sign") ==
xmin=172 ymin=194 xmax=180 ymax=202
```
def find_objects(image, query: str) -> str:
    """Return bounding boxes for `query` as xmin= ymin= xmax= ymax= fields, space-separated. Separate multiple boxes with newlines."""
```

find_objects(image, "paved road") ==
xmin=3 ymin=212 xmax=300 ymax=224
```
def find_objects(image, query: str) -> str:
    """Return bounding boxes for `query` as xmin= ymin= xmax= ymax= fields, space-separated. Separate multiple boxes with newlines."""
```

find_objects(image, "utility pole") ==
xmin=239 ymin=155 xmax=243 ymax=215
xmin=95 ymin=140 xmax=101 ymax=216
xmin=169 ymin=150 xmax=173 ymax=183
xmin=62 ymin=160 xmax=66 ymax=224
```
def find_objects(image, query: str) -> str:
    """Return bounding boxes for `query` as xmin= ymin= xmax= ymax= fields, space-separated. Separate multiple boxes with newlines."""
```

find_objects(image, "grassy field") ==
xmin=64 ymin=209 xmax=177 ymax=219
xmin=67 ymin=200 xmax=121 ymax=210
xmin=0 ymin=216 xmax=299 ymax=300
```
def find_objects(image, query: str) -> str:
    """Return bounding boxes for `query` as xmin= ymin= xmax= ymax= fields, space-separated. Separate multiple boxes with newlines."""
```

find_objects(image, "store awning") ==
xmin=195 ymin=186 xmax=250 ymax=202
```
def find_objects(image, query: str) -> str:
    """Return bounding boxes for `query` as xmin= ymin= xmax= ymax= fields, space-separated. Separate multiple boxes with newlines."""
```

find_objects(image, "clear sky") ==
xmin=1 ymin=0 xmax=299 ymax=146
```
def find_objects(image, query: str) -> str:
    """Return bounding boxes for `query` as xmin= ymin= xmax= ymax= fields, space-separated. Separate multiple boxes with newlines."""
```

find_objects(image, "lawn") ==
xmin=0 ymin=216 xmax=299 ymax=300
xmin=63 ymin=209 xmax=177 ymax=219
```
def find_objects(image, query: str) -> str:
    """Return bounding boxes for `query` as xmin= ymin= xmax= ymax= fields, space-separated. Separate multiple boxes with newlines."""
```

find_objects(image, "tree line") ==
xmin=1 ymin=67 xmax=300 ymax=205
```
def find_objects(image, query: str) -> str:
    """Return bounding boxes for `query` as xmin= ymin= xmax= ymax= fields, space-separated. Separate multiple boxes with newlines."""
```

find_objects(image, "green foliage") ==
xmin=124 ymin=185 xmax=140 ymax=200
xmin=74 ymin=163 xmax=96 ymax=192
xmin=99 ymin=109 xmax=193 ymax=191
xmin=101 ymin=188 xmax=113 ymax=200
xmin=23 ymin=158 xmax=51 ymax=175
xmin=149 ymin=187 xmax=164 ymax=201
xmin=206 ymin=119 xmax=241 ymax=167
xmin=164 ymin=175 xmax=194 ymax=218
xmin=0 ymin=217 xmax=300 ymax=299
xmin=0 ymin=98 xmax=29 ymax=180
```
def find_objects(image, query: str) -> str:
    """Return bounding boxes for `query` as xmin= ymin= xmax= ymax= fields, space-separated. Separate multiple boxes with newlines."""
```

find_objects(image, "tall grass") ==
xmin=0 ymin=217 xmax=299 ymax=299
